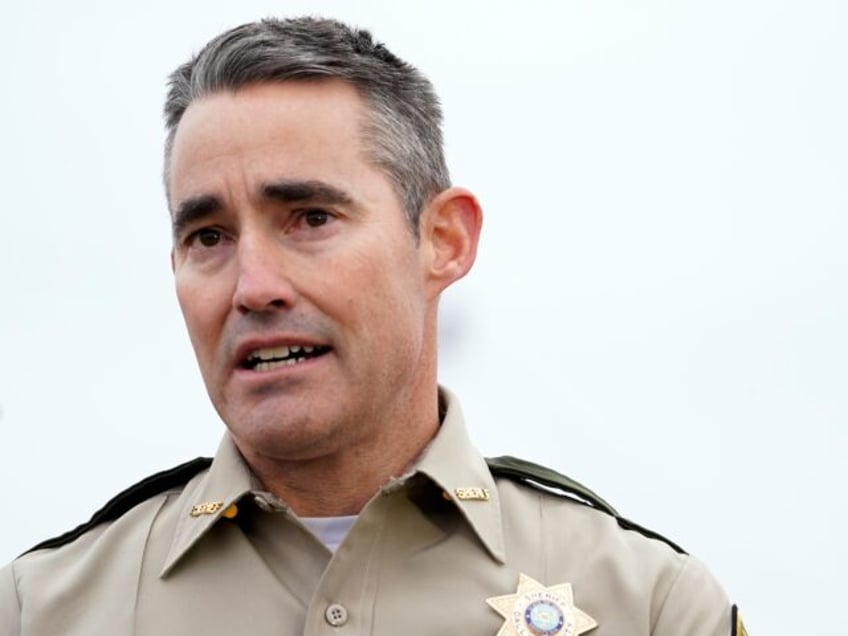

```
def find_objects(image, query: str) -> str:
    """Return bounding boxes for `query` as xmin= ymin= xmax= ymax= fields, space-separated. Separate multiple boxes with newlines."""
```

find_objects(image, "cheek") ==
xmin=175 ymin=277 xmax=227 ymax=357
xmin=342 ymin=248 xmax=422 ymax=314
xmin=349 ymin=258 xmax=427 ymax=351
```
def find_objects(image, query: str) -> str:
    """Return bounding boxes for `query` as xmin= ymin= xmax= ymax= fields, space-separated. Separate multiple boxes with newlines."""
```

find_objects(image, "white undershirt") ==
xmin=299 ymin=515 xmax=358 ymax=553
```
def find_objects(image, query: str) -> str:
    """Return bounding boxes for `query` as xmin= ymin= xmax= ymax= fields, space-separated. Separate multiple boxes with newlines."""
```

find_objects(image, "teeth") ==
xmin=247 ymin=344 xmax=325 ymax=370
xmin=254 ymin=358 xmax=304 ymax=372
xmin=250 ymin=346 xmax=290 ymax=361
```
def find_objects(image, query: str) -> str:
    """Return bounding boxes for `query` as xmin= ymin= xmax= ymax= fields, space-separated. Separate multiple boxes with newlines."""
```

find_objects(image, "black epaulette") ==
xmin=23 ymin=457 xmax=213 ymax=556
xmin=486 ymin=455 xmax=687 ymax=554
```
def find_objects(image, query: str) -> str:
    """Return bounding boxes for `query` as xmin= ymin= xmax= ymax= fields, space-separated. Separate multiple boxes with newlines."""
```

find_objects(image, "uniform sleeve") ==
xmin=0 ymin=561 xmax=22 ymax=636
xmin=652 ymin=555 xmax=734 ymax=636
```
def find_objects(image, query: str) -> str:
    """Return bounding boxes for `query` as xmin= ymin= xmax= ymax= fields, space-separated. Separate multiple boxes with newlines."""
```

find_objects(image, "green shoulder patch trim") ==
xmin=23 ymin=457 xmax=213 ymax=556
xmin=485 ymin=455 xmax=686 ymax=555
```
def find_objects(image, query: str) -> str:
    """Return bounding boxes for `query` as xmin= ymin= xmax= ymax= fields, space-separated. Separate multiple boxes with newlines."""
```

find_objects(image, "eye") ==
xmin=302 ymin=209 xmax=331 ymax=228
xmin=191 ymin=228 xmax=222 ymax=247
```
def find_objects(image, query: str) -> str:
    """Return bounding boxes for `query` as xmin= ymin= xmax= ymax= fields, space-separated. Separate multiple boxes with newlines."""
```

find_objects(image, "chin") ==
xmin=228 ymin=409 xmax=343 ymax=461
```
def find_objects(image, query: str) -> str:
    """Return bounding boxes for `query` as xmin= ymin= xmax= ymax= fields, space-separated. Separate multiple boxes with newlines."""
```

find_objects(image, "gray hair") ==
xmin=163 ymin=16 xmax=450 ymax=236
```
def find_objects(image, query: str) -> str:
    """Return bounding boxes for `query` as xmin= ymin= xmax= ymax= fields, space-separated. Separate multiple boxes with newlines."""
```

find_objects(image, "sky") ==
xmin=1 ymin=1 xmax=846 ymax=633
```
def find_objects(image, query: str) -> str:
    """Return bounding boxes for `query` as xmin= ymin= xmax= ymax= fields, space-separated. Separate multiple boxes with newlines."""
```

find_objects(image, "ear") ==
xmin=419 ymin=186 xmax=483 ymax=297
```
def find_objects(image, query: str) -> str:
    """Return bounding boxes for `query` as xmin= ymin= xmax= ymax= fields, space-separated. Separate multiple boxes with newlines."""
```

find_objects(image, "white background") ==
xmin=1 ymin=1 xmax=846 ymax=633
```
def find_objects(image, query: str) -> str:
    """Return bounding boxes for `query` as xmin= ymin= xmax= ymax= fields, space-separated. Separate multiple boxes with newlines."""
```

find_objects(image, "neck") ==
xmin=240 ymin=386 xmax=441 ymax=517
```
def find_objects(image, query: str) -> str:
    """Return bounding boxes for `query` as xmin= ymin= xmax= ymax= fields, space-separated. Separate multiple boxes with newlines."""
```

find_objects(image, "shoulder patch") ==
xmin=486 ymin=455 xmax=686 ymax=554
xmin=23 ymin=456 xmax=213 ymax=556
xmin=486 ymin=455 xmax=618 ymax=514
xmin=731 ymin=605 xmax=749 ymax=636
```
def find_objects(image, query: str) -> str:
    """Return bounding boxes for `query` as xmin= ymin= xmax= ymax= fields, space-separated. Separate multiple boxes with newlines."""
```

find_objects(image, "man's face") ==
xmin=169 ymin=80 xmax=434 ymax=462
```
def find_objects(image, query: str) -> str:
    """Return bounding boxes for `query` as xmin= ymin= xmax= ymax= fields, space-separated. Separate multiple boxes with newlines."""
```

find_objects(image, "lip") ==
xmin=232 ymin=335 xmax=333 ymax=371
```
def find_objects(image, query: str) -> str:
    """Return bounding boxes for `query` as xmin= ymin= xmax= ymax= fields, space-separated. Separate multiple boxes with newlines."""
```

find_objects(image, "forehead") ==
xmin=168 ymin=80 xmax=373 ymax=207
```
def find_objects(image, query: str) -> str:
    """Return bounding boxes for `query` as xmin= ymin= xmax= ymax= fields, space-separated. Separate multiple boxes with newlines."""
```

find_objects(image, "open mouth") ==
xmin=241 ymin=345 xmax=331 ymax=372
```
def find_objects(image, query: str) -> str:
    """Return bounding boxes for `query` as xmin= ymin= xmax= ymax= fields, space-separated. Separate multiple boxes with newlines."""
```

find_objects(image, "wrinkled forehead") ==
xmin=166 ymin=80 xmax=375 ymax=207
xmin=166 ymin=79 xmax=387 ymax=207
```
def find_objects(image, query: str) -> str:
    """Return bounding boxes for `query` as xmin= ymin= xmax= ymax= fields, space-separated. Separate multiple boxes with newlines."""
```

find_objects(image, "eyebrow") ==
xmin=172 ymin=194 xmax=221 ymax=240
xmin=262 ymin=180 xmax=355 ymax=207
xmin=172 ymin=180 xmax=356 ymax=240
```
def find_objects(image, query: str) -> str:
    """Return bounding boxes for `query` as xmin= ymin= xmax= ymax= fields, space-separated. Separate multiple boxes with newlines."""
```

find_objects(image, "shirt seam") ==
xmin=649 ymin=552 xmax=691 ymax=635
xmin=132 ymin=494 xmax=172 ymax=634
xmin=539 ymin=491 xmax=548 ymax=582
xmin=10 ymin=559 xmax=22 ymax=618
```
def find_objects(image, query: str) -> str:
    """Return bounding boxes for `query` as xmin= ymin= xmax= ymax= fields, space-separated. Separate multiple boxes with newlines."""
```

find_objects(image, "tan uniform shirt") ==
xmin=1 ymin=392 xmax=733 ymax=635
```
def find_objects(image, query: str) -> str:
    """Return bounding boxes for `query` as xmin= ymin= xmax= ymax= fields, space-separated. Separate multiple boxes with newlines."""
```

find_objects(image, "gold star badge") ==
xmin=486 ymin=574 xmax=598 ymax=636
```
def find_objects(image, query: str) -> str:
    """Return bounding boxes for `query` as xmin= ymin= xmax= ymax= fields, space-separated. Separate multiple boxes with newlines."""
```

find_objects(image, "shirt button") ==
xmin=325 ymin=604 xmax=349 ymax=627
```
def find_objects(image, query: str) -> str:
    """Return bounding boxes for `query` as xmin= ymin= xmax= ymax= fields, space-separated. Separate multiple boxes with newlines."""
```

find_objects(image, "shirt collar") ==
xmin=160 ymin=435 xmax=255 ymax=577
xmin=160 ymin=387 xmax=506 ymax=576
xmin=411 ymin=387 xmax=506 ymax=564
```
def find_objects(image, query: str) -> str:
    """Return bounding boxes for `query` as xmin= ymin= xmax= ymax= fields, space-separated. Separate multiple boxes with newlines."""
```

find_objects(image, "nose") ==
xmin=232 ymin=234 xmax=298 ymax=314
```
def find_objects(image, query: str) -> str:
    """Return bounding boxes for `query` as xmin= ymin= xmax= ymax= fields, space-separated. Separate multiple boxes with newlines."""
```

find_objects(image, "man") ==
xmin=0 ymin=17 xmax=745 ymax=636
